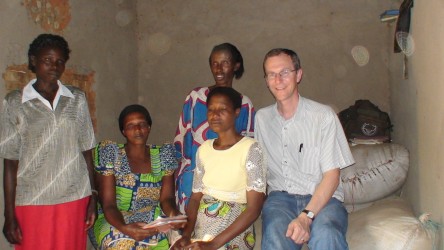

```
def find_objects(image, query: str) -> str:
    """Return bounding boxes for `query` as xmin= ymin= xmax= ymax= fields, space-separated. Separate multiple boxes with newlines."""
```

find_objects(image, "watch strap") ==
xmin=301 ymin=209 xmax=315 ymax=220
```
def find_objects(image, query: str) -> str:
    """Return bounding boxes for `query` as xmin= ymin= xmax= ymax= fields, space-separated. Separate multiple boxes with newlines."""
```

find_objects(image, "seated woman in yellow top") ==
xmin=172 ymin=87 xmax=266 ymax=250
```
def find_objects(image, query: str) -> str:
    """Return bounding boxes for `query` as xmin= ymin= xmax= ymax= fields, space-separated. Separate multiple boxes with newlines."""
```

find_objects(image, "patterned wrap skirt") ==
xmin=194 ymin=194 xmax=255 ymax=250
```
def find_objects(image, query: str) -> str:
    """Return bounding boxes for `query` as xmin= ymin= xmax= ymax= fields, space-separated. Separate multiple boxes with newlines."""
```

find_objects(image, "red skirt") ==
xmin=15 ymin=197 xmax=90 ymax=250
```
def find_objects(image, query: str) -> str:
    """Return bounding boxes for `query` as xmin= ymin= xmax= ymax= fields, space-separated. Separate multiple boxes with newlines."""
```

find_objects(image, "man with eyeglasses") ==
xmin=254 ymin=48 xmax=354 ymax=250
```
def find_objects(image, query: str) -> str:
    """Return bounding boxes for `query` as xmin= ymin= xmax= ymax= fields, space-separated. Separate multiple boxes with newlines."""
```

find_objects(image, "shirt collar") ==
xmin=22 ymin=79 xmax=74 ymax=109
xmin=274 ymin=94 xmax=305 ymax=122
xmin=293 ymin=95 xmax=305 ymax=120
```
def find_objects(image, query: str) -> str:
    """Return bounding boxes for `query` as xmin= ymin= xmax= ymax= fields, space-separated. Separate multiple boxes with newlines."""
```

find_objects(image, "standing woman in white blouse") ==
xmin=172 ymin=87 xmax=266 ymax=250
xmin=0 ymin=34 xmax=96 ymax=250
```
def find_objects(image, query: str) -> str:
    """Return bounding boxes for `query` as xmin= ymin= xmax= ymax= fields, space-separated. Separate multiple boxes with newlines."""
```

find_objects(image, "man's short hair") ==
xmin=263 ymin=48 xmax=301 ymax=75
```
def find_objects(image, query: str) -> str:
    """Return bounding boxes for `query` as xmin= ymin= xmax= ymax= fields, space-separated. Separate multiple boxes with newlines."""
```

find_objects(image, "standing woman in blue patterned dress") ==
xmin=174 ymin=43 xmax=255 ymax=214
xmin=89 ymin=104 xmax=182 ymax=249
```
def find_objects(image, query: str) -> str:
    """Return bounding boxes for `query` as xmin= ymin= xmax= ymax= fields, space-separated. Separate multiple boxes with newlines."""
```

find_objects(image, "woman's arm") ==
xmin=97 ymin=173 xmax=158 ymax=241
xmin=171 ymin=191 xmax=203 ymax=249
xmin=2 ymin=159 xmax=22 ymax=244
xmin=159 ymin=143 xmax=182 ymax=218
xmin=98 ymin=173 xmax=126 ymax=229
xmin=159 ymin=174 xmax=181 ymax=217
xmin=82 ymin=149 xmax=97 ymax=230
xmin=182 ymin=192 xmax=202 ymax=238
xmin=181 ymin=149 xmax=205 ymax=238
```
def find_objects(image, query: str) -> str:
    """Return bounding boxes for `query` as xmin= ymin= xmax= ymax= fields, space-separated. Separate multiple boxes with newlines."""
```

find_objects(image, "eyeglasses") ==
xmin=264 ymin=69 xmax=296 ymax=81
xmin=125 ymin=122 xmax=150 ymax=131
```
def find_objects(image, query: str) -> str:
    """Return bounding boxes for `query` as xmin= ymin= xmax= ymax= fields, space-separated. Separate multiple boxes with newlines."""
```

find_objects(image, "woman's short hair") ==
xmin=28 ymin=34 xmax=71 ymax=73
xmin=209 ymin=43 xmax=244 ymax=79
xmin=118 ymin=104 xmax=152 ymax=132
xmin=207 ymin=87 xmax=242 ymax=110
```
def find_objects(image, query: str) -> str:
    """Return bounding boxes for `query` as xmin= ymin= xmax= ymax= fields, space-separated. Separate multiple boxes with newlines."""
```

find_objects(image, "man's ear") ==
xmin=296 ymin=69 xmax=303 ymax=84
xmin=235 ymin=108 xmax=241 ymax=117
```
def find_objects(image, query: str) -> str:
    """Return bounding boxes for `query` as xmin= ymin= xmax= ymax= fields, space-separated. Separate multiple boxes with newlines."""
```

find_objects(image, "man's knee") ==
xmin=261 ymin=203 xmax=295 ymax=241
xmin=311 ymin=224 xmax=345 ymax=239
xmin=309 ymin=225 xmax=348 ymax=250
xmin=261 ymin=214 xmax=299 ymax=250
xmin=309 ymin=201 xmax=348 ymax=249
xmin=313 ymin=199 xmax=348 ymax=233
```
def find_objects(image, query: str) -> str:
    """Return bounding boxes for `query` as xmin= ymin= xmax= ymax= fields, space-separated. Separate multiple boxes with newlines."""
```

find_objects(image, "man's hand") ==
xmin=285 ymin=168 xmax=340 ymax=244
xmin=285 ymin=213 xmax=312 ymax=245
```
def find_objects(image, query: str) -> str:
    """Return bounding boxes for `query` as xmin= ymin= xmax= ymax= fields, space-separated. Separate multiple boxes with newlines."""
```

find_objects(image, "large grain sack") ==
xmin=341 ymin=143 xmax=409 ymax=212
xmin=347 ymin=197 xmax=437 ymax=250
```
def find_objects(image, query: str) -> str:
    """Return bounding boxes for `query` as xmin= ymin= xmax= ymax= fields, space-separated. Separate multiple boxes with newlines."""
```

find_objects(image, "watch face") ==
xmin=307 ymin=211 xmax=314 ymax=219
xmin=303 ymin=209 xmax=314 ymax=219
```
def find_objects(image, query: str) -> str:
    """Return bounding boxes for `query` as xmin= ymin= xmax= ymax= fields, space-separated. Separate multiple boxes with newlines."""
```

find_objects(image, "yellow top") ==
xmin=192 ymin=137 xmax=266 ymax=203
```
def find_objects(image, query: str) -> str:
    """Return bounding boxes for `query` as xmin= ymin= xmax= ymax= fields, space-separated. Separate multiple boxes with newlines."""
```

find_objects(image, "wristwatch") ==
xmin=301 ymin=209 xmax=315 ymax=220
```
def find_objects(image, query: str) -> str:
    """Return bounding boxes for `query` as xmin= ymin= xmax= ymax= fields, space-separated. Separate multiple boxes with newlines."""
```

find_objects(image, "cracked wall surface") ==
xmin=23 ymin=0 xmax=71 ymax=32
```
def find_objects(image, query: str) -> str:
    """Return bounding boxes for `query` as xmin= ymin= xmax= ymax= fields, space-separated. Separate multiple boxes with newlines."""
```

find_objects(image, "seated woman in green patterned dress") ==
xmin=172 ymin=87 xmax=266 ymax=250
xmin=89 ymin=104 xmax=182 ymax=250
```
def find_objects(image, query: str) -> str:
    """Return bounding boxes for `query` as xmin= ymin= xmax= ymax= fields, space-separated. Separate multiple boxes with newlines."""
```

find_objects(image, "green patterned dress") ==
xmin=89 ymin=140 xmax=177 ymax=250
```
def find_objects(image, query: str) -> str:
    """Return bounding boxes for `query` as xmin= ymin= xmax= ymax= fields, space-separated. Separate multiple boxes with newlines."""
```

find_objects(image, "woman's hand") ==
xmin=155 ymin=223 xmax=173 ymax=233
xmin=83 ymin=149 xmax=97 ymax=231
xmin=121 ymin=222 xmax=159 ymax=242
xmin=3 ymin=215 xmax=22 ymax=244
xmin=183 ymin=240 xmax=218 ymax=250
xmin=170 ymin=220 xmax=187 ymax=231
xmin=171 ymin=235 xmax=191 ymax=250
xmin=3 ymin=159 xmax=21 ymax=244
xmin=85 ymin=195 xmax=97 ymax=230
